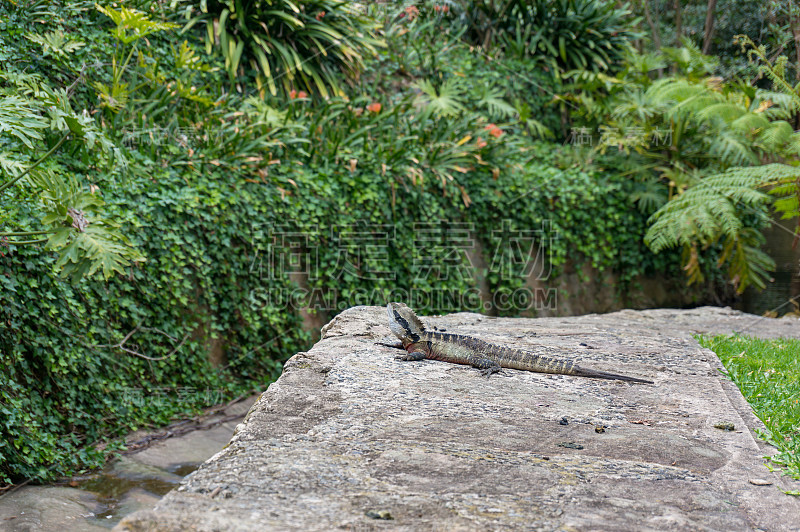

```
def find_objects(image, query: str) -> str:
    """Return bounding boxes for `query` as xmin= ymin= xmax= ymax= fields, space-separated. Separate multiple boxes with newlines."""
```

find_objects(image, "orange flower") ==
xmin=298 ymin=91 xmax=308 ymax=99
xmin=367 ymin=102 xmax=382 ymax=113
xmin=289 ymin=89 xmax=297 ymax=99
xmin=475 ymin=138 xmax=488 ymax=148
xmin=485 ymin=123 xmax=503 ymax=138
xmin=289 ymin=90 xmax=308 ymax=100
xmin=316 ymin=11 xmax=325 ymax=20
xmin=404 ymin=5 xmax=419 ymax=20
xmin=433 ymin=5 xmax=449 ymax=12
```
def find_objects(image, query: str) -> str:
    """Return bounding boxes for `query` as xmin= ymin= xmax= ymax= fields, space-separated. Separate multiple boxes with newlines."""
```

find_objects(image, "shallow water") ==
xmin=0 ymin=397 xmax=255 ymax=530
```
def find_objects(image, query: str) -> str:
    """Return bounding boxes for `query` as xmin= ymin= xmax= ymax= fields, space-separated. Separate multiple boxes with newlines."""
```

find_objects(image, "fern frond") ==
xmin=646 ymin=165 xmax=783 ymax=251
xmin=696 ymin=103 xmax=746 ymax=123
xmin=707 ymin=131 xmax=759 ymax=167
xmin=786 ymin=133 xmax=800 ymax=157
xmin=525 ymin=118 xmax=554 ymax=139
xmin=719 ymin=229 xmax=775 ymax=292
xmin=728 ymin=112 xmax=770 ymax=134
xmin=756 ymin=121 xmax=794 ymax=151
xmin=755 ymin=89 xmax=800 ymax=119
xmin=612 ymin=90 xmax=661 ymax=122
xmin=647 ymin=78 xmax=722 ymax=103
xmin=773 ymin=196 xmax=799 ymax=219
xmin=739 ymin=35 xmax=799 ymax=103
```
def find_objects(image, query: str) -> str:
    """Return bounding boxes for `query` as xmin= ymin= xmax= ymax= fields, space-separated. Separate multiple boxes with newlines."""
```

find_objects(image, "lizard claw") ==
xmin=480 ymin=366 xmax=502 ymax=377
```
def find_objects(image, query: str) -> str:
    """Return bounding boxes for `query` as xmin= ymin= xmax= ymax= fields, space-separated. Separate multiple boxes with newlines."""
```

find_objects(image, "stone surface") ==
xmin=116 ymin=306 xmax=800 ymax=531
xmin=0 ymin=486 xmax=107 ymax=531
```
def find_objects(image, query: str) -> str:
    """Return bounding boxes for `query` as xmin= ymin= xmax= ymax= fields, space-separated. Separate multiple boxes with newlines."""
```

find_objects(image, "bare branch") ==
xmin=93 ymin=324 xmax=189 ymax=361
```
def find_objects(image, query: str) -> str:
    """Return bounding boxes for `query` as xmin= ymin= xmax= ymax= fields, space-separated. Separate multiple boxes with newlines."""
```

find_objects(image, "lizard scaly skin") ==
xmin=386 ymin=302 xmax=653 ymax=384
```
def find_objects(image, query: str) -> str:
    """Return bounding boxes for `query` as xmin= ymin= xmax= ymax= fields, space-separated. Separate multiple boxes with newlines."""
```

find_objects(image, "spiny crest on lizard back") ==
xmin=387 ymin=302 xmax=425 ymax=342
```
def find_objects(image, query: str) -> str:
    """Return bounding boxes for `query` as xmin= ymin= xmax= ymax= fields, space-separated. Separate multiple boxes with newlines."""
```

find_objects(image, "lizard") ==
xmin=382 ymin=302 xmax=653 ymax=384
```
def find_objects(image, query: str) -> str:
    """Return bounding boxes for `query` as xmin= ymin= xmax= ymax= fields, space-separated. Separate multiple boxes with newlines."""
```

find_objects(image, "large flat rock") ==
xmin=116 ymin=306 xmax=800 ymax=531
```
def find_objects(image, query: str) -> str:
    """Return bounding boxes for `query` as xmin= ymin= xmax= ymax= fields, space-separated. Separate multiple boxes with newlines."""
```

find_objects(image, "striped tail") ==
xmin=572 ymin=366 xmax=654 ymax=384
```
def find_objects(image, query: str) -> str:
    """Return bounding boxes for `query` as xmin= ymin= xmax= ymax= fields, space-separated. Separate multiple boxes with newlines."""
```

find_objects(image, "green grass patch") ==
xmin=699 ymin=334 xmax=800 ymax=493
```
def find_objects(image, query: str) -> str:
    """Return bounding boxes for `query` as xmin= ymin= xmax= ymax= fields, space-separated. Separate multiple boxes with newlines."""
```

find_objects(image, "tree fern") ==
xmin=581 ymin=39 xmax=799 ymax=293
xmin=646 ymin=164 xmax=800 ymax=292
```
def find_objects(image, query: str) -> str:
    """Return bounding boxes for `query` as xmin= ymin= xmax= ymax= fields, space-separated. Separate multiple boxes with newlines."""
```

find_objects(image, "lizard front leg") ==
xmin=468 ymin=355 xmax=502 ymax=376
xmin=396 ymin=350 xmax=427 ymax=361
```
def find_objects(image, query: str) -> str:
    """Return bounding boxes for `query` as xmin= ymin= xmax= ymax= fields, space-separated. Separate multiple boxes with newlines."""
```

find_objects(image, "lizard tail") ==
xmin=572 ymin=366 xmax=654 ymax=384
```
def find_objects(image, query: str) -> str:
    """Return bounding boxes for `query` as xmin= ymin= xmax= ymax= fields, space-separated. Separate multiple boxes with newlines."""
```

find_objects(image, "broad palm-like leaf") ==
xmin=1 ymin=65 xmax=143 ymax=282
xmin=415 ymin=78 xmax=466 ymax=118
xmin=24 ymin=29 xmax=85 ymax=57
xmin=0 ymin=96 xmax=48 ymax=150
xmin=55 ymin=223 xmax=144 ymax=282
xmin=96 ymin=4 xmax=177 ymax=44
xmin=474 ymin=85 xmax=516 ymax=119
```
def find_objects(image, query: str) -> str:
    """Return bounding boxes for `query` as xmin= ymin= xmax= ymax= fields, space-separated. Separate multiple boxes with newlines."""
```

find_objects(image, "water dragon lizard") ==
xmin=382 ymin=302 xmax=653 ymax=384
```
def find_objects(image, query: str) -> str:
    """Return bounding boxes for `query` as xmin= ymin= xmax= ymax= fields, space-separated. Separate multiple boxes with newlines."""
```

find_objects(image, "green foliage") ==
xmin=645 ymin=164 xmax=800 ymax=292
xmin=0 ymin=67 xmax=144 ymax=281
xmin=363 ymin=5 xmax=564 ymax=139
xmin=96 ymin=4 xmax=177 ymax=44
xmin=699 ymin=334 xmax=800 ymax=488
xmin=0 ymin=0 xmax=693 ymax=486
xmin=465 ymin=148 xmax=678 ymax=313
xmin=568 ymin=40 xmax=800 ymax=294
xmin=641 ymin=0 xmax=793 ymax=80
xmin=2 ymin=135 xmax=676 ymax=483
xmin=24 ymin=29 xmax=85 ymax=58
xmin=0 ymin=170 xmax=309 ymax=483
xmin=454 ymin=0 xmax=639 ymax=73
xmin=184 ymin=0 xmax=383 ymax=97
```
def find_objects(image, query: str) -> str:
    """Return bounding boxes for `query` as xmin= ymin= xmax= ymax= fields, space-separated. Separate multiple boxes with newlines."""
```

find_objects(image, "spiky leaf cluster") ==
xmin=185 ymin=0 xmax=384 ymax=97
xmin=455 ymin=0 xmax=639 ymax=72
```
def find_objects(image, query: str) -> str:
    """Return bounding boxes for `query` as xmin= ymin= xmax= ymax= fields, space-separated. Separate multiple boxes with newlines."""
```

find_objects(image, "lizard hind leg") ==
xmin=470 ymin=356 xmax=502 ymax=377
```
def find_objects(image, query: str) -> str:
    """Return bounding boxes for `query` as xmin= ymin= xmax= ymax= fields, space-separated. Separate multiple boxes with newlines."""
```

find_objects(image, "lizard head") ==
xmin=386 ymin=302 xmax=425 ymax=343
